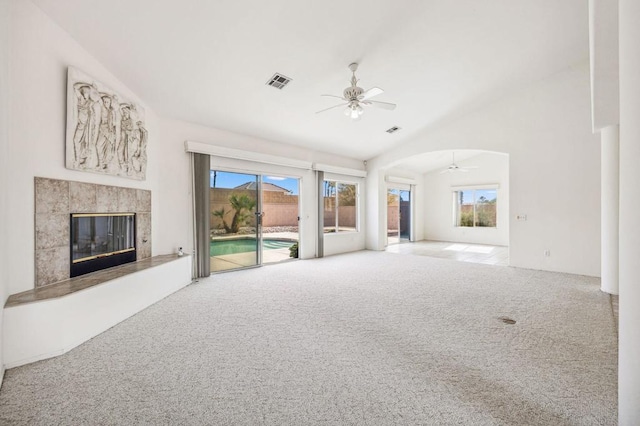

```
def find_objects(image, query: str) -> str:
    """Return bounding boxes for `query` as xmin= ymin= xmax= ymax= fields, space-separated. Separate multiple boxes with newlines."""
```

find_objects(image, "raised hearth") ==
xmin=6 ymin=255 xmax=181 ymax=307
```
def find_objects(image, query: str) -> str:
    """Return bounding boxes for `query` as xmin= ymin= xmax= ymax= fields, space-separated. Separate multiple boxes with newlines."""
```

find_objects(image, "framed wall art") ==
xmin=66 ymin=67 xmax=147 ymax=180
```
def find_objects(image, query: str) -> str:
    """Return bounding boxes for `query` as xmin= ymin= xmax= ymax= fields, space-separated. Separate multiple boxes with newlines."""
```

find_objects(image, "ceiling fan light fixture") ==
xmin=316 ymin=62 xmax=397 ymax=118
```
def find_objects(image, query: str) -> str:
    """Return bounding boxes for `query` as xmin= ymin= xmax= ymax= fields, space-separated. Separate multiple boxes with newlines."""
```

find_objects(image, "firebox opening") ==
xmin=70 ymin=213 xmax=136 ymax=278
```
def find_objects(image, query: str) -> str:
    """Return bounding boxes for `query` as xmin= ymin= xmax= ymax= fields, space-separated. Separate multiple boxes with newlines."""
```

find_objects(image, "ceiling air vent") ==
xmin=266 ymin=73 xmax=292 ymax=90
xmin=386 ymin=126 xmax=401 ymax=134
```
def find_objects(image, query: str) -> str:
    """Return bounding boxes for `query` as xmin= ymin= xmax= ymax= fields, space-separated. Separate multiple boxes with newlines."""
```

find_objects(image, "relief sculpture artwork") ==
xmin=66 ymin=67 xmax=147 ymax=180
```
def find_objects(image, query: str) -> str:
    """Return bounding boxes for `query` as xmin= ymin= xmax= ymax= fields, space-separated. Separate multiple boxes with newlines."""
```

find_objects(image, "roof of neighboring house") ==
xmin=233 ymin=182 xmax=291 ymax=193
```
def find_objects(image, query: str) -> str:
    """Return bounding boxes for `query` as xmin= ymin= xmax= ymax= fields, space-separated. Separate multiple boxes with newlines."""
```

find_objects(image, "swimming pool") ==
xmin=210 ymin=238 xmax=295 ymax=256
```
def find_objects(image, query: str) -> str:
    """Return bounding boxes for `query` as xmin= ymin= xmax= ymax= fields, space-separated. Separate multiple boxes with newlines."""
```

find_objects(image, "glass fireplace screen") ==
xmin=71 ymin=213 xmax=135 ymax=263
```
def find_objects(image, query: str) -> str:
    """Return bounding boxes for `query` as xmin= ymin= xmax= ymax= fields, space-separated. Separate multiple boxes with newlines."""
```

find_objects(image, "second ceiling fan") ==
xmin=316 ymin=63 xmax=396 ymax=120
xmin=440 ymin=152 xmax=479 ymax=174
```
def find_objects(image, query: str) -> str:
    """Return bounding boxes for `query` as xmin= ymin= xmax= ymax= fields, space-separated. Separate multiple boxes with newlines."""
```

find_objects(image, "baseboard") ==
xmin=4 ymin=349 xmax=66 ymax=370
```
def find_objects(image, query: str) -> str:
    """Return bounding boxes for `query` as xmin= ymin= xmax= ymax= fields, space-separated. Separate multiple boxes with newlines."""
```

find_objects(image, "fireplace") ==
xmin=70 ymin=213 xmax=136 ymax=277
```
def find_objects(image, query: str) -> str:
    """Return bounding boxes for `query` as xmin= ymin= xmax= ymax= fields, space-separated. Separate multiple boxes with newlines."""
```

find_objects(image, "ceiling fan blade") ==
xmin=439 ymin=169 xmax=451 ymax=174
xmin=359 ymin=87 xmax=384 ymax=101
xmin=460 ymin=166 xmax=479 ymax=170
xmin=315 ymin=103 xmax=348 ymax=114
xmin=321 ymin=94 xmax=346 ymax=101
xmin=365 ymin=100 xmax=396 ymax=110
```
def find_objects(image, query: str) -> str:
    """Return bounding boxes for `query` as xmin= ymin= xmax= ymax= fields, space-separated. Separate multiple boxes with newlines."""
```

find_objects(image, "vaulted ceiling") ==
xmin=32 ymin=0 xmax=589 ymax=161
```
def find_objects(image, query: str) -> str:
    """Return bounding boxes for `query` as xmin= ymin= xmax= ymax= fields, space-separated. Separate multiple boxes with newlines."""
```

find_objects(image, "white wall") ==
xmin=6 ymin=0 xmax=160 ymax=296
xmin=365 ymin=168 xmax=386 ymax=251
xmin=0 ymin=0 xmax=11 ymax=386
xmin=367 ymin=64 xmax=601 ymax=277
xmin=618 ymin=0 xmax=640 ymax=420
xmin=589 ymin=0 xmax=619 ymax=131
xmin=423 ymin=152 xmax=509 ymax=246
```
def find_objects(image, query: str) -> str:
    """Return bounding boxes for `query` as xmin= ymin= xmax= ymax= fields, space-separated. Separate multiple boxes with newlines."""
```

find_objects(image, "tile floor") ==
xmin=210 ymin=239 xmax=509 ymax=273
xmin=386 ymin=240 xmax=509 ymax=266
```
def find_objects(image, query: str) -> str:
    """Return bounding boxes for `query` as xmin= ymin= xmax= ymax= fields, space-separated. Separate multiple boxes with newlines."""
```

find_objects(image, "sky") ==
xmin=459 ymin=189 xmax=497 ymax=204
xmin=210 ymin=171 xmax=299 ymax=195
xmin=388 ymin=188 xmax=411 ymax=202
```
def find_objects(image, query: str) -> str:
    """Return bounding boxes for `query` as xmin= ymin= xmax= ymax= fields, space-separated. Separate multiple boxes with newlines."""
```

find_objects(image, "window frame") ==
xmin=323 ymin=179 xmax=359 ymax=234
xmin=453 ymin=187 xmax=498 ymax=228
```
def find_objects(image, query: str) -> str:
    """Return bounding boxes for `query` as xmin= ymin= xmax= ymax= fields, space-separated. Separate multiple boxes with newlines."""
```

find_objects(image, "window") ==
xmin=323 ymin=181 xmax=358 ymax=233
xmin=455 ymin=189 xmax=497 ymax=227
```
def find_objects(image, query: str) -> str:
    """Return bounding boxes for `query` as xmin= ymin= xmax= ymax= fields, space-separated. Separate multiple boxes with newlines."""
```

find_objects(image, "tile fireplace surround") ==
xmin=34 ymin=177 xmax=151 ymax=287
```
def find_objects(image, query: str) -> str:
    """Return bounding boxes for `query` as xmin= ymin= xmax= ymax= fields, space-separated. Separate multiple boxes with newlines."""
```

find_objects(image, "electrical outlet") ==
xmin=544 ymin=250 xmax=550 ymax=257
xmin=516 ymin=214 xmax=527 ymax=221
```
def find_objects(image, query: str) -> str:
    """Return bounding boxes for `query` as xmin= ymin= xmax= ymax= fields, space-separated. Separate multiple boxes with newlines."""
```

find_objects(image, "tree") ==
xmin=460 ymin=209 xmax=474 ymax=227
xmin=324 ymin=181 xmax=335 ymax=198
xmin=212 ymin=192 xmax=256 ymax=233
xmin=338 ymin=183 xmax=356 ymax=206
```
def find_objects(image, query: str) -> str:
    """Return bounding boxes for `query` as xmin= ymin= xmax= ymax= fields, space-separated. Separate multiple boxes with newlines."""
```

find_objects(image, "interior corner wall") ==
xmin=423 ymin=153 xmax=509 ymax=246
xmin=5 ymin=0 xmax=161 ymax=296
xmin=368 ymin=64 xmax=600 ymax=277
xmin=364 ymin=168 xmax=386 ymax=250
xmin=413 ymin=177 xmax=426 ymax=242
xmin=1 ymin=0 xmax=12 ymax=383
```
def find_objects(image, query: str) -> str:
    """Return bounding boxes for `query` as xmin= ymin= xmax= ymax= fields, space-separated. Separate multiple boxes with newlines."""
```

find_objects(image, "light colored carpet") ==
xmin=0 ymin=251 xmax=617 ymax=425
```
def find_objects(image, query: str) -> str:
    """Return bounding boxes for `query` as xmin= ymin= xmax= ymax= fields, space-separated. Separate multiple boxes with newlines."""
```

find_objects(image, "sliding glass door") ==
xmin=399 ymin=189 xmax=411 ymax=241
xmin=387 ymin=189 xmax=400 ymax=245
xmin=261 ymin=176 xmax=300 ymax=265
xmin=387 ymin=187 xmax=411 ymax=245
xmin=210 ymin=171 xmax=261 ymax=272
xmin=209 ymin=170 xmax=300 ymax=273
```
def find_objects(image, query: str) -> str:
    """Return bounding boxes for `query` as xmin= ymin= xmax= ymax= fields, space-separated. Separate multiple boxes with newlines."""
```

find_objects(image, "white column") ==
xmin=0 ymin=0 xmax=10 ymax=380
xmin=600 ymin=125 xmax=619 ymax=294
xmin=618 ymin=0 xmax=640 ymax=422
xmin=364 ymin=168 xmax=386 ymax=251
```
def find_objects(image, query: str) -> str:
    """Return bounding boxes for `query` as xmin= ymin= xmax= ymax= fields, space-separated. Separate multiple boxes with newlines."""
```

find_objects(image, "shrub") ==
xmin=289 ymin=242 xmax=299 ymax=258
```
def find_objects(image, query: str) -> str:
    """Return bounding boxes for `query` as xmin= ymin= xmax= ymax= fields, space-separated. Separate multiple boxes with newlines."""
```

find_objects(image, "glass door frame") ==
xmin=209 ymin=165 xmax=302 ymax=273
xmin=210 ymin=170 xmax=262 ymax=273
xmin=386 ymin=184 xmax=414 ymax=246
xmin=398 ymin=189 xmax=411 ymax=242
xmin=255 ymin=175 xmax=263 ymax=266
xmin=261 ymin=174 xmax=301 ymax=265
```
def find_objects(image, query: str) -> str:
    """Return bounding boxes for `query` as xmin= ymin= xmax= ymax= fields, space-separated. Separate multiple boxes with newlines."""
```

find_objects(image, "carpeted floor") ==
xmin=0 ymin=251 xmax=617 ymax=425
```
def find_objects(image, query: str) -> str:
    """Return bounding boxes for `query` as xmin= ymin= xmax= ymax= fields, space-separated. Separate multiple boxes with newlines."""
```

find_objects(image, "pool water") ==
xmin=210 ymin=239 xmax=295 ymax=256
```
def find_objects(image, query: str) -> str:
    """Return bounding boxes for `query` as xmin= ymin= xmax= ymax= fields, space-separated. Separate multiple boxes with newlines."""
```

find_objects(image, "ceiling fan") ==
xmin=440 ymin=152 xmax=479 ymax=174
xmin=316 ymin=63 xmax=396 ymax=120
